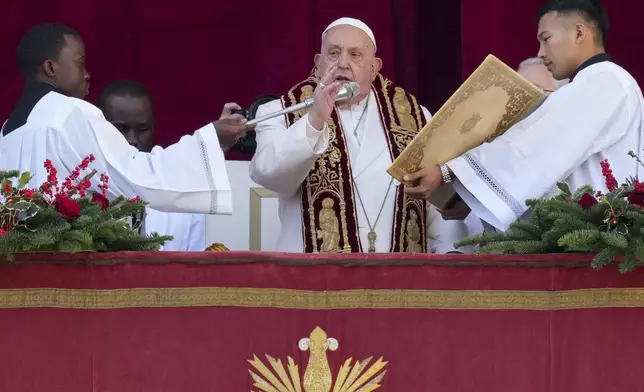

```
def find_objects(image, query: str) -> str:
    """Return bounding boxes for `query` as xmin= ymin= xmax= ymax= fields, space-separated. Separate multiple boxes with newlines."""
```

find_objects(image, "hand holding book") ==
xmin=390 ymin=55 xmax=547 ymax=209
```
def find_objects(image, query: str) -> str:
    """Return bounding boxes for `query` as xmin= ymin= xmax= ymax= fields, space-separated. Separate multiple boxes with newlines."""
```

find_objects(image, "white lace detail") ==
xmin=463 ymin=152 xmax=524 ymax=219
xmin=196 ymin=132 xmax=218 ymax=214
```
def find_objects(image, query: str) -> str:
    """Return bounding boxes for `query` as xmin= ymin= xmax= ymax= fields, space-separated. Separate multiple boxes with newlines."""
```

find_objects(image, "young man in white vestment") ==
xmin=250 ymin=17 xmax=483 ymax=254
xmin=99 ymin=79 xmax=216 ymax=251
xmin=0 ymin=24 xmax=250 ymax=217
xmin=405 ymin=0 xmax=644 ymax=232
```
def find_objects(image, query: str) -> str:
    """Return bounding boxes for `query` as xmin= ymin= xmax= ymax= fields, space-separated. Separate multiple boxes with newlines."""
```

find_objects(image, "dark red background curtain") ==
xmin=0 ymin=1 xmax=641 ymax=151
xmin=461 ymin=0 xmax=643 ymax=81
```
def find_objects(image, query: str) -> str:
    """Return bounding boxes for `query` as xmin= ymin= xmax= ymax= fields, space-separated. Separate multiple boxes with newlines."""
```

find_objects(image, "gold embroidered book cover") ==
xmin=387 ymin=54 xmax=547 ymax=208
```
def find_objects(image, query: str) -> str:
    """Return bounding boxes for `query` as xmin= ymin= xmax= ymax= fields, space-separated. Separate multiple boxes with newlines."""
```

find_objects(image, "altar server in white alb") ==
xmin=250 ymin=17 xmax=482 ymax=253
xmin=406 ymin=0 xmax=644 ymax=231
xmin=0 ymin=23 xmax=249 ymax=216
xmin=98 ymin=79 xmax=213 ymax=251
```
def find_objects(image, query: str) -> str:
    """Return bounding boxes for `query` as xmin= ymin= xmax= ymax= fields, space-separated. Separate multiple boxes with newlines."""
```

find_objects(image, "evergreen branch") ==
xmin=476 ymin=241 xmax=520 ymax=255
xmin=455 ymin=231 xmax=509 ymax=248
xmin=512 ymin=240 xmax=547 ymax=254
xmin=591 ymin=247 xmax=620 ymax=270
xmin=600 ymin=231 xmax=629 ymax=249
xmin=557 ymin=229 xmax=601 ymax=249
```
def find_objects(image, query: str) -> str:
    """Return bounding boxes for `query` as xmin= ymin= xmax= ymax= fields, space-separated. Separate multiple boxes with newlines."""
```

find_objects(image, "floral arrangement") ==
xmin=0 ymin=155 xmax=172 ymax=256
xmin=455 ymin=151 xmax=644 ymax=273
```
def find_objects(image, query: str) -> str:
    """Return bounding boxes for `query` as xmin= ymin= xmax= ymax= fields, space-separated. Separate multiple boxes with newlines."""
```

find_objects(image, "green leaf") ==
xmin=0 ymin=179 xmax=12 ymax=195
xmin=556 ymin=181 xmax=573 ymax=196
xmin=572 ymin=185 xmax=595 ymax=201
xmin=17 ymin=171 xmax=32 ymax=188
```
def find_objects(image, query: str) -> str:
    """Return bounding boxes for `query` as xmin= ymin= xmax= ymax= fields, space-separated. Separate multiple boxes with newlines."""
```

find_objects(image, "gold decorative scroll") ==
xmin=2 ymin=287 xmax=644 ymax=310
xmin=387 ymin=54 xmax=547 ymax=207
xmin=248 ymin=326 xmax=387 ymax=392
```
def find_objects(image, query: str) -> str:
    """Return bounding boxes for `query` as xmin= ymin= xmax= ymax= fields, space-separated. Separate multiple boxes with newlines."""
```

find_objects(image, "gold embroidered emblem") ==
xmin=317 ymin=198 xmax=342 ymax=253
xmin=292 ymin=85 xmax=315 ymax=123
xmin=301 ymin=85 xmax=315 ymax=103
xmin=284 ymin=74 xmax=428 ymax=253
xmin=248 ymin=326 xmax=388 ymax=392
xmin=459 ymin=113 xmax=482 ymax=134
xmin=405 ymin=209 xmax=422 ymax=253
xmin=393 ymin=87 xmax=417 ymax=131
xmin=204 ymin=243 xmax=229 ymax=251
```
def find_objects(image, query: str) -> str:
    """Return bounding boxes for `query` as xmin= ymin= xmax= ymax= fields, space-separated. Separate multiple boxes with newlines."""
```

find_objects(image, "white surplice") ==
xmin=447 ymin=61 xmax=644 ymax=231
xmin=144 ymin=208 xmax=206 ymax=251
xmin=0 ymin=91 xmax=232 ymax=215
xmin=250 ymin=90 xmax=483 ymax=253
xmin=139 ymin=144 xmax=208 ymax=251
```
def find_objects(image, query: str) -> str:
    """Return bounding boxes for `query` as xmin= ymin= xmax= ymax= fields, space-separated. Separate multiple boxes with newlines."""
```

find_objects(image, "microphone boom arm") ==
xmin=245 ymin=99 xmax=313 ymax=126
xmin=244 ymin=82 xmax=360 ymax=126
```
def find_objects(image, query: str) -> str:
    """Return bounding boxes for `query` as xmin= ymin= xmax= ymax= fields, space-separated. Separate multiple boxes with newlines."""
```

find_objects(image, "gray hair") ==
xmin=518 ymin=57 xmax=570 ymax=88
xmin=518 ymin=57 xmax=544 ymax=68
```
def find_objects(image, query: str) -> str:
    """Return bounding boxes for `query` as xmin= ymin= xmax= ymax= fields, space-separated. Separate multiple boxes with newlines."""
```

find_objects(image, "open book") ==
xmin=387 ymin=54 xmax=547 ymax=209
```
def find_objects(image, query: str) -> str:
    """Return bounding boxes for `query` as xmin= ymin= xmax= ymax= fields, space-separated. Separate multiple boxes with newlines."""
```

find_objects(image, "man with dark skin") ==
xmin=97 ymin=80 xmax=208 ymax=250
xmin=1 ymin=23 xmax=248 ymax=216
xmin=3 ymin=24 xmax=90 ymax=134
xmin=98 ymin=80 xmax=156 ymax=152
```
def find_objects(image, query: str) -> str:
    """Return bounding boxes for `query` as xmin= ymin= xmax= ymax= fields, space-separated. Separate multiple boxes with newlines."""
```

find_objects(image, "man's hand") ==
xmin=403 ymin=165 xmax=442 ymax=200
xmin=438 ymin=198 xmax=471 ymax=220
xmin=309 ymin=64 xmax=341 ymax=130
xmin=213 ymin=102 xmax=253 ymax=152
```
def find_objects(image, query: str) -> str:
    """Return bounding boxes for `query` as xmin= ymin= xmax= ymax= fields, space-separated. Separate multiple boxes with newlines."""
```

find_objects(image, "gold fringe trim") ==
xmin=1 ymin=287 xmax=644 ymax=310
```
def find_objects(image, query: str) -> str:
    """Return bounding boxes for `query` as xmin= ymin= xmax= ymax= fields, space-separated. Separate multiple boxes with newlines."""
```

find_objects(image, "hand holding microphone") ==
xmin=212 ymin=102 xmax=251 ymax=152
xmin=244 ymin=77 xmax=361 ymax=127
xmin=309 ymin=64 xmax=341 ymax=130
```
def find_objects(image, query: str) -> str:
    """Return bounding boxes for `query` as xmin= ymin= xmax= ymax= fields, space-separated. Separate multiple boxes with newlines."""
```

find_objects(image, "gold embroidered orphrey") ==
xmin=282 ymin=74 xmax=428 ymax=254
xmin=248 ymin=326 xmax=387 ymax=392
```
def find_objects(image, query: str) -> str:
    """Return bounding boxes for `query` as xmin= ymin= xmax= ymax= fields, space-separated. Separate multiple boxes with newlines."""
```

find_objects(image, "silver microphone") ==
xmin=245 ymin=82 xmax=361 ymax=126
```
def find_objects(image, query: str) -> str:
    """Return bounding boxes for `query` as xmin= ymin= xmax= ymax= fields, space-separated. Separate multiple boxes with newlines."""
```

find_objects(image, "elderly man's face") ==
xmin=518 ymin=63 xmax=559 ymax=93
xmin=315 ymin=25 xmax=382 ymax=105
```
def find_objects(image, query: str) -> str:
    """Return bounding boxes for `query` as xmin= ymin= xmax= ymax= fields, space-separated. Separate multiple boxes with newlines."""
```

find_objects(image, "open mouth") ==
xmin=334 ymin=75 xmax=352 ymax=83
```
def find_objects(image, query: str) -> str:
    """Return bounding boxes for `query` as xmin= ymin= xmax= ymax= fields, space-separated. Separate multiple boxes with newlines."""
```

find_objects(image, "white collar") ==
xmin=338 ymin=93 xmax=370 ymax=112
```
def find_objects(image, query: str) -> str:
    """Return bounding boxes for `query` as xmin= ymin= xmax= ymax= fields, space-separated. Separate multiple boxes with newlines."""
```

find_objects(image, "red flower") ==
xmin=634 ymin=179 xmax=644 ymax=193
xmin=578 ymin=193 xmax=598 ymax=209
xmin=54 ymin=195 xmax=81 ymax=220
xmin=0 ymin=229 xmax=6 ymax=236
xmin=3 ymin=183 xmax=13 ymax=194
xmin=91 ymin=193 xmax=110 ymax=210
xmin=127 ymin=196 xmax=141 ymax=204
xmin=628 ymin=191 xmax=644 ymax=207
xmin=21 ymin=189 xmax=34 ymax=200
